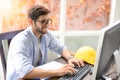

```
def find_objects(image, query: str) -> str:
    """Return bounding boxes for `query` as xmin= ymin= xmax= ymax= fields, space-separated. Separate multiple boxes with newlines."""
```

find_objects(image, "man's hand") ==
xmin=68 ymin=58 xmax=85 ymax=67
xmin=56 ymin=64 xmax=77 ymax=76
xmin=56 ymin=58 xmax=85 ymax=76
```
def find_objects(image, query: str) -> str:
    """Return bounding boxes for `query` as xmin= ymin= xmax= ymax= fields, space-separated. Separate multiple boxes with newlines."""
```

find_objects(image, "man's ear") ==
xmin=28 ymin=18 xmax=34 ymax=25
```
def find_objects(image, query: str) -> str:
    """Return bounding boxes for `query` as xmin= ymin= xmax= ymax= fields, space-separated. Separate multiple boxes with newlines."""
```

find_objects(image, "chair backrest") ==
xmin=0 ymin=30 xmax=23 ymax=80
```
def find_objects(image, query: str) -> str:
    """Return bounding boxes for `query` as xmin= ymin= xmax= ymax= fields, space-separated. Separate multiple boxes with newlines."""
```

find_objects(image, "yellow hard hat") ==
xmin=74 ymin=46 xmax=96 ymax=65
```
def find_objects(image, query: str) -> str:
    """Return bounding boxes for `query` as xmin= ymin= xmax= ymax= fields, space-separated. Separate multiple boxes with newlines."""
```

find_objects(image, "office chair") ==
xmin=0 ymin=30 xmax=23 ymax=80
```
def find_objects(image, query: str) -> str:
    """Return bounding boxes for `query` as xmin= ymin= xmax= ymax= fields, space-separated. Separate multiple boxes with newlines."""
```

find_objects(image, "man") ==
xmin=6 ymin=5 xmax=84 ymax=80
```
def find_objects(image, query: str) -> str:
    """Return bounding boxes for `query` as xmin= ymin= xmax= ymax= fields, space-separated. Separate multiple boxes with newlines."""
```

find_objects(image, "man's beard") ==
xmin=34 ymin=23 xmax=48 ymax=34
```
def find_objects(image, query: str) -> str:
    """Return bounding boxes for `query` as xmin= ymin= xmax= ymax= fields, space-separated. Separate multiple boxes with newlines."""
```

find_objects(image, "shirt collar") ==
xmin=26 ymin=26 xmax=38 ymax=44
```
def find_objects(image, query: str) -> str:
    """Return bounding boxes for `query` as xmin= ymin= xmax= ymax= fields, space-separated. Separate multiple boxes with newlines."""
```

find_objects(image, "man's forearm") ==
xmin=61 ymin=49 xmax=74 ymax=61
xmin=23 ymin=68 xmax=59 ymax=79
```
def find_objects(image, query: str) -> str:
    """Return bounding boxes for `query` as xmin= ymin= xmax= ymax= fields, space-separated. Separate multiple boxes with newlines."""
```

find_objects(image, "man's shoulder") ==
xmin=12 ymin=29 xmax=30 ymax=42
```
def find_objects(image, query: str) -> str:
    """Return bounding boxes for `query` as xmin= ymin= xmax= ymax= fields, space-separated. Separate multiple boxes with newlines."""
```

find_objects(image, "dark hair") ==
xmin=28 ymin=5 xmax=50 ymax=22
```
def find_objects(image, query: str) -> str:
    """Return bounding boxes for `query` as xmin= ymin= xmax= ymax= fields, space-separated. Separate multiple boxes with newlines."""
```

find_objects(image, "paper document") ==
xmin=37 ymin=61 xmax=64 ymax=70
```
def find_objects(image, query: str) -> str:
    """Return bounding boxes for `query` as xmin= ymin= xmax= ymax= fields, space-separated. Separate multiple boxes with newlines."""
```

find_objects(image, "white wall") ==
xmin=109 ymin=0 xmax=120 ymax=24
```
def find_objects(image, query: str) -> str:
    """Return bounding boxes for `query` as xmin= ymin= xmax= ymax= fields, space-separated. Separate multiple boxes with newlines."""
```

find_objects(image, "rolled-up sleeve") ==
xmin=9 ymin=35 xmax=34 ymax=78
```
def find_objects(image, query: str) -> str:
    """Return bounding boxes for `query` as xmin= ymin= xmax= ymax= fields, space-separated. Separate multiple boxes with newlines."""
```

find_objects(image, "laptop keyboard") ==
xmin=59 ymin=64 xmax=91 ymax=80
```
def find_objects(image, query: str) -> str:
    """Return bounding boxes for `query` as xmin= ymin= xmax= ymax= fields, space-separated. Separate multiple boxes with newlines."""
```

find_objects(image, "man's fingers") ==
xmin=64 ymin=64 xmax=77 ymax=74
xmin=79 ymin=60 xmax=85 ymax=67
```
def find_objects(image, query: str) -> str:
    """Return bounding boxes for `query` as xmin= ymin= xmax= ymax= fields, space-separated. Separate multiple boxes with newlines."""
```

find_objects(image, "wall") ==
xmin=109 ymin=0 xmax=120 ymax=24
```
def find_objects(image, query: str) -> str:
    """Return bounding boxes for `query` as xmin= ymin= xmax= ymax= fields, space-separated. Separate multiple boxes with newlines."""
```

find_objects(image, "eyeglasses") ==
xmin=37 ymin=18 xmax=52 ymax=25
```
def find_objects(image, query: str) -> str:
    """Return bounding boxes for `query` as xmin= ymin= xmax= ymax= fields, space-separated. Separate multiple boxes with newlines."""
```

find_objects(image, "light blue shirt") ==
xmin=6 ymin=27 xmax=67 ymax=80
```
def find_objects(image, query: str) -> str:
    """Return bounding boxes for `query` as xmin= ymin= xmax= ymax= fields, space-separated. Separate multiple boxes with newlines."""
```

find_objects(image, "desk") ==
xmin=19 ymin=57 xmax=92 ymax=80
xmin=49 ymin=57 xmax=93 ymax=80
xmin=50 ymin=57 xmax=117 ymax=80
xmin=20 ymin=57 xmax=116 ymax=80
